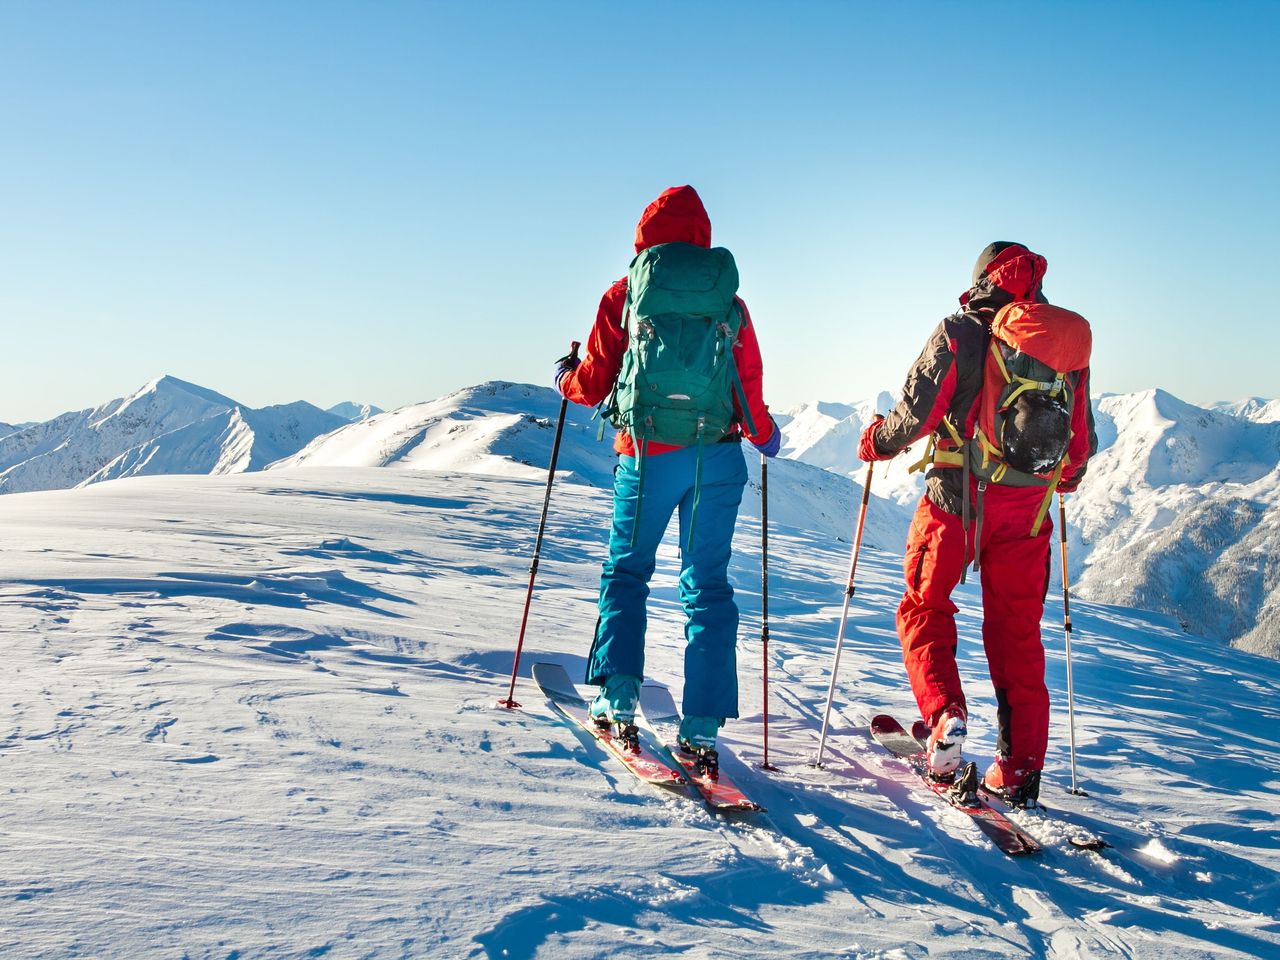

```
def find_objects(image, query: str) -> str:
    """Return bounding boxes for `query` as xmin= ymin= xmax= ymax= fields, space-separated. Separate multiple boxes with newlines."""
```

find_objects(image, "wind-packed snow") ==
xmin=0 ymin=376 xmax=345 ymax=494
xmin=2 ymin=464 xmax=1278 ymax=958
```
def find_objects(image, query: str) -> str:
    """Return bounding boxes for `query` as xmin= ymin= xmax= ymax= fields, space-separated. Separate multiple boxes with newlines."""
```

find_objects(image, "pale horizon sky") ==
xmin=2 ymin=1 xmax=1277 ymax=423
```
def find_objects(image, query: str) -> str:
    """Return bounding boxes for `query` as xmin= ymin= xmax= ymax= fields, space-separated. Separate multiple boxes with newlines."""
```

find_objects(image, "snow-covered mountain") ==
xmin=1212 ymin=396 xmax=1280 ymax=423
xmin=326 ymin=401 xmax=384 ymax=422
xmin=0 ymin=376 xmax=345 ymax=494
xmin=84 ymin=401 xmax=348 ymax=485
xmin=273 ymin=380 xmax=913 ymax=551
xmin=1067 ymin=390 xmax=1280 ymax=658
xmin=776 ymin=393 xmax=926 ymax=507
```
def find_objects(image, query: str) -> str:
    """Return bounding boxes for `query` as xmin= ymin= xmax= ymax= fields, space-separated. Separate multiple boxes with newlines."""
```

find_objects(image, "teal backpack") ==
xmin=599 ymin=241 xmax=756 ymax=548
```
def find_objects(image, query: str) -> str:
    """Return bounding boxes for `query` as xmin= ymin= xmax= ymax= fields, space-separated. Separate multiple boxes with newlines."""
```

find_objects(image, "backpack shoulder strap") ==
xmin=725 ymin=301 xmax=759 ymax=437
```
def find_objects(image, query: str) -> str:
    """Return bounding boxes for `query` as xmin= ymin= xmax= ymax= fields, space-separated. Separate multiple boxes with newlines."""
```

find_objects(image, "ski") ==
xmin=906 ymin=720 xmax=1109 ymax=852
xmin=532 ymin=662 xmax=685 ymax=787
xmin=870 ymin=714 xmax=1041 ymax=856
xmin=639 ymin=683 xmax=765 ymax=812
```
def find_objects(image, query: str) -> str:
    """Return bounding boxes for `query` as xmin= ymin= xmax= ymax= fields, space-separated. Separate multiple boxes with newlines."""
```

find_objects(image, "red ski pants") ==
xmin=896 ymin=484 xmax=1052 ymax=771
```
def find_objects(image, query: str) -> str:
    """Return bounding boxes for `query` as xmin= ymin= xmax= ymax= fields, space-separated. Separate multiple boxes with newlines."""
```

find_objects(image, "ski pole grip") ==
xmin=569 ymin=340 xmax=581 ymax=361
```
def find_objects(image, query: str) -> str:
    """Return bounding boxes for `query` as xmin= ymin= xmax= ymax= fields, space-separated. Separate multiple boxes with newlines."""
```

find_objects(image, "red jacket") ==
xmin=559 ymin=185 xmax=774 ymax=457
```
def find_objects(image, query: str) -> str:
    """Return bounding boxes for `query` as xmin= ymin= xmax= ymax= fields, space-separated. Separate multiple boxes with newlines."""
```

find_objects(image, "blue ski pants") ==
xmin=586 ymin=441 xmax=747 ymax=719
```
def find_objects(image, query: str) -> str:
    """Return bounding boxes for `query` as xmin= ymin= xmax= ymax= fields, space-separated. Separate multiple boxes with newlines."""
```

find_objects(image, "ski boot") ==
xmin=925 ymin=704 xmax=967 ymax=780
xmin=982 ymin=759 xmax=1042 ymax=809
xmin=678 ymin=716 xmax=723 ymax=780
xmin=589 ymin=674 xmax=642 ymax=751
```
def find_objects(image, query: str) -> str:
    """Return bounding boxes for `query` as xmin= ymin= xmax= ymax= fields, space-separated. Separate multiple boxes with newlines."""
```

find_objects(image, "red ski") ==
xmin=907 ymin=720 xmax=1109 ymax=852
xmin=532 ymin=662 xmax=684 ymax=787
xmin=870 ymin=714 xmax=1041 ymax=856
xmin=639 ymin=683 xmax=764 ymax=812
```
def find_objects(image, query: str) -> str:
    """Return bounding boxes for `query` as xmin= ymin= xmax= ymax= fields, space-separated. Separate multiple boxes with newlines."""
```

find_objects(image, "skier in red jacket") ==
xmin=555 ymin=185 xmax=778 ymax=761
xmin=858 ymin=242 xmax=1097 ymax=805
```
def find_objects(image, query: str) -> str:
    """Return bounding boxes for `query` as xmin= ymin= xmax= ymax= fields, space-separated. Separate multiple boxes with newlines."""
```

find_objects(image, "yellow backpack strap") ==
xmin=939 ymin=415 xmax=964 ymax=447
xmin=990 ymin=340 xmax=1012 ymax=383
xmin=907 ymin=434 xmax=936 ymax=475
xmin=975 ymin=428 xmax=1000 ymax=470
xmin=1002 ymin=375 xmax=1062 ymax=410
xmin=909 ymin=416 xmax=967 ymax=474
xmin=1030 ymin=457 xmax=1067 ymax=537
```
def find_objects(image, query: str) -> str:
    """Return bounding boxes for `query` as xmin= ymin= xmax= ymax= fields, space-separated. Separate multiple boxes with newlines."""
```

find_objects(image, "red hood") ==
xmin=635 ymin=185 xmax=711 ymax=252
xmin=985 ymin=245 xmax=1047 ymax=299
xmin=961 ymin=243 xmax=1048 ymax=306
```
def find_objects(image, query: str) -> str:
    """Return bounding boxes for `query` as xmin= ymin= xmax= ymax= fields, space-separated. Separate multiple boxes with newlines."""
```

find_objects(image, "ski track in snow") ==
xmin=0 ymin=468 xmax=1278 ymax=958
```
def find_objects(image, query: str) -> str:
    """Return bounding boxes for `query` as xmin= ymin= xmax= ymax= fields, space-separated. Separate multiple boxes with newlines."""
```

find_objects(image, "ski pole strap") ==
xmin=960 ymin=438 xmax=971 ymax=584
xmin=594 ymin=404 xmax=608 ymax=442
xmin=686 ymin=419 xmax=706 ymax=553
xmin=973 ymin=480 xmax=987 ymax=572
xmin=630 ymin=433 xmax=649 ymax=548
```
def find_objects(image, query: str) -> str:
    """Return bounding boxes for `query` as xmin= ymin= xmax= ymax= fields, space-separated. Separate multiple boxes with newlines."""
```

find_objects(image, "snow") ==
xmin=0 ymin=376 xmax=345 ymax=494
xmin=1212 ymin=397 xmax=1280 ymax=424
xmin=777 ymin=393 xmax=926 ymax=508
xmin=271 ymin=381 xmax=913 ymax=551
xmin=327 ymin=402 xmax=385 ymax=422
xmin=2 ymin=463 xmax=1279 ymax=957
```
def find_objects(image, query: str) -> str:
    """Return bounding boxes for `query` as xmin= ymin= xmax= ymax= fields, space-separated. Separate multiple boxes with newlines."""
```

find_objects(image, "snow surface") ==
xmin=2 ymin=466 xmax=1278 ymax=958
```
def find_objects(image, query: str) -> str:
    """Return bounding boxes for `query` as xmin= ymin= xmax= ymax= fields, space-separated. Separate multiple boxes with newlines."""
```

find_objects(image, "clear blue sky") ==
xmin=2 ymin=1 xmax=1276 ymax=422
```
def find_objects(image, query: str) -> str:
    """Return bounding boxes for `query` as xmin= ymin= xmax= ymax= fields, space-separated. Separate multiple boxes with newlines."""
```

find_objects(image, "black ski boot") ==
xmin=593 ymin=715 xmax=641 ymax=752
xmin=947 ymin=761 xmax=982 ymax=807
xmin=984 ymin=768 xmax=1042 ymax=809
xmin=679 ymin=741 xmax=720 ymax=780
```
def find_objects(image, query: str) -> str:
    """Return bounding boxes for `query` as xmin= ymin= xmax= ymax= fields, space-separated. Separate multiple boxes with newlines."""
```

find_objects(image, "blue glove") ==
xmin=751 ymin=416 xmax=782 ymax=458
xmin=553 ymin=354 xmax=580 ymax=394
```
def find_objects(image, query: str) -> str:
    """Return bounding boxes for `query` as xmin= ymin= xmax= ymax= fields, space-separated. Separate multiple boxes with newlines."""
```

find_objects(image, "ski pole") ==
xmin=814 ymin=459 xmax=874 ymax=767
xmin=1058 ymin=492 xmax=1086 ymax=794
xmin=760 ymin=453 xmax=778 ymax=771
xmin=498 ymin=340 xmax=580 ymax=709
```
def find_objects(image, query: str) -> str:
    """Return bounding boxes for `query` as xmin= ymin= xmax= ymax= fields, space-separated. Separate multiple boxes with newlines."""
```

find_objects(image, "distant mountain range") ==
xmin=326 ymin=401 xmax=384 ymax=422
xmin=0 ymin=376 xmax=376 ymax=494
xmin=4 ymin=375 xmax=1277 ymax=659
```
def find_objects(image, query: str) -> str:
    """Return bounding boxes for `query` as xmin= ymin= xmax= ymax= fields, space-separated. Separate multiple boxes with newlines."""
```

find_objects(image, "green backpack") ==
xmin=599 ymin=241 xmax=756 ymax=549
xmin=603 ymin=241 xmax=755 ymax=446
